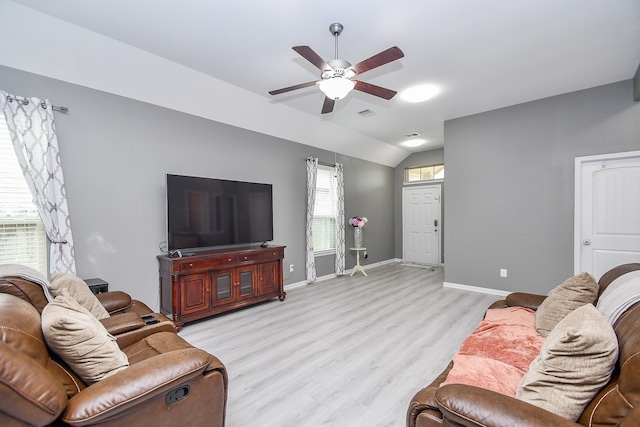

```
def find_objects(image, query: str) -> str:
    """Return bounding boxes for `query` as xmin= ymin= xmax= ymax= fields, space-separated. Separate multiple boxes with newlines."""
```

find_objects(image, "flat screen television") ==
xmin=166 ymin=174 xmax=273 ymax=251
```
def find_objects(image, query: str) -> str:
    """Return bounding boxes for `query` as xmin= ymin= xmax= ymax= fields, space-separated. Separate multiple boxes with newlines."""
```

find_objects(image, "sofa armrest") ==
xmin=96 ymin=291 xmax=132 ymax=314
xmin=505 ymin=292 xmax=546 ymax=310
xmin=436 ymin=385 xmax=578 ymax=427
xmin=113 ymin=316 xmax=177 ymax=349
xmin=62 ymin=348 xmax=214 ymax=425
xmin=99 ymin=312 xmax=145 ymax=335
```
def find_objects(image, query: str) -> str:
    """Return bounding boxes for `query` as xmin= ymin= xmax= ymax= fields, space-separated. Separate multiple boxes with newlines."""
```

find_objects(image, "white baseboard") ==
xmin=284 ymin=258 xmax=401 ymax=291
xmin=443 ymin=281 xmax=511 ymax=297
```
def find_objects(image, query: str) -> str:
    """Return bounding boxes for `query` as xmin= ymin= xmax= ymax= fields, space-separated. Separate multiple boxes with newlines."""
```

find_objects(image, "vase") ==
xmin=353 ymin=227 xmax=363 ymax=248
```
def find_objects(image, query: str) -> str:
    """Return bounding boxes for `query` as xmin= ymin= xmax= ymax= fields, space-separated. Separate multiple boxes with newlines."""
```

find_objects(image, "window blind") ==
xmin=312 ymin=165 xmax=337 ymax=252
xmin=0 ymin=113 xmax=47 ymax=273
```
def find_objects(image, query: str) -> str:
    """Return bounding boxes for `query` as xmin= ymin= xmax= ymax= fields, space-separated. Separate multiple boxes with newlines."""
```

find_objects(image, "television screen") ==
xmin=167 ymin=174 xmax=273 ymax=251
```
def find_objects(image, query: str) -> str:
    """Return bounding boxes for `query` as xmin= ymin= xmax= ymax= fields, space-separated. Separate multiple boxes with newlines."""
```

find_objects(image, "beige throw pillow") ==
xmin=535 ymin=272 xmax=598 ymax=337
xmin=41 ymin=289 xmax=129 ymax=384
xmin=49 ymin=272 xmax=110 ymax=320
xmin=516 ymin=304 xmax=618 ymax=421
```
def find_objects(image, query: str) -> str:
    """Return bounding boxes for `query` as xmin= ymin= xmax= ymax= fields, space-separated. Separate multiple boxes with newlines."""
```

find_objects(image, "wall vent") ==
xmin=358 ymin=109 xmax=376 ymax=117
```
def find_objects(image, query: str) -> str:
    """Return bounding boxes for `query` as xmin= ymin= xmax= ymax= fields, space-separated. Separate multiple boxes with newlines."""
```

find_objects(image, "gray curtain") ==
xmin=334 ymin=163 xmax=345 ymax=275
xmin=305 ymin=157 xmax=318 ymax=283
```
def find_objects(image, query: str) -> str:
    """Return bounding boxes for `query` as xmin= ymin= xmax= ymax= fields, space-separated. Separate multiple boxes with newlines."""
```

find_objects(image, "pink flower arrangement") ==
xmin=349 ymin=216 xmax=368 ymax=228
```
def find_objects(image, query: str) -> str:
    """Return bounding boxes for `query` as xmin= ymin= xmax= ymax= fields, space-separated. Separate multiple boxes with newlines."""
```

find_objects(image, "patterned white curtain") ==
xmin=334 ymin=163 xmax=345 ymax=276
xmin=0 ymin=91 xmax=76 ymax=274
xmin=306 ymin=157 xmax=318 ymax=283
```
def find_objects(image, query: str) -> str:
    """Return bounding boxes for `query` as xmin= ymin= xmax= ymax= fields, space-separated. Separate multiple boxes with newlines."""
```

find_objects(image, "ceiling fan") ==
xmin=269 ymin=23 xmax=404 ymax=114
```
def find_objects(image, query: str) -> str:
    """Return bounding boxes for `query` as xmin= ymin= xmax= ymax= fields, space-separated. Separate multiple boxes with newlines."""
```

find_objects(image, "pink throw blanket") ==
xmin=440 ymin=307 xmax=544 ymax=397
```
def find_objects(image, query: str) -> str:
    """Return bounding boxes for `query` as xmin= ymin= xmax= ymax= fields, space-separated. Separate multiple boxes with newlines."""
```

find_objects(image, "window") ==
xmin=405 ymin=164 xmax=444 ymax=182
xmin=0 ymin=113 xmax=48 ymax=274
xmin=312 ymin=165 xmax=337 ymax=254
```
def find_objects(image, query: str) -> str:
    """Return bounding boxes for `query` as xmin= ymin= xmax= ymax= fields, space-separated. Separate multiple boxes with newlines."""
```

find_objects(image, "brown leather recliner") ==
xmin=0 ymin=275 xmax=176 ymax=348
xmin=0 ymin=290 xmax=227 ymax=426
xmin=407 ymin=263 xmax=640 ymax=427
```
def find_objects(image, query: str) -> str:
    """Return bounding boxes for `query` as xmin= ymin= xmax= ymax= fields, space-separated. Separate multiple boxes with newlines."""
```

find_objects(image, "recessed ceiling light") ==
xmin=400 ymin=84 xmax=439 ymax=103
xmin=402 ymin=138 xmax=427 ymax=148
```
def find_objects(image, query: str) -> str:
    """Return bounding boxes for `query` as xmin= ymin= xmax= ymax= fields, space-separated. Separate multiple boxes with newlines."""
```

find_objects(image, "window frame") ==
xmin=404 ymin=163 xmax=445 ymax=183
xmin=312 ymin=165 xmax=337 ymax=256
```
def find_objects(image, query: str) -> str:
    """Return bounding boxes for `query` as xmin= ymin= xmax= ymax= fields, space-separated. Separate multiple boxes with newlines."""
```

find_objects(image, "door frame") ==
xmin=402 ymin=183 xmax=443 ymax=266
xmin=574 ymin=149 xmax=640 ymax=274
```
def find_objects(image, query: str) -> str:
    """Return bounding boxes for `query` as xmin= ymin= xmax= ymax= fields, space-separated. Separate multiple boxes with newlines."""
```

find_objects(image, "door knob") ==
xmin=434 ymin=219 xmax=438 ymax=227
xmin=583 ymin=239 xmax=591 ymax=246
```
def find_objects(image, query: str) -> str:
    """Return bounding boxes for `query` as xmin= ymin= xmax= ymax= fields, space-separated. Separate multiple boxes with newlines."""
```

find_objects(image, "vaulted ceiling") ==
xmin=3 ymin=0 xmax=639 ymax=166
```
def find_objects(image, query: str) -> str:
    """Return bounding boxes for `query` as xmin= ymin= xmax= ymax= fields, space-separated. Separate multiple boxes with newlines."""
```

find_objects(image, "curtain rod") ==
xmin=306 ymin=157 xmax=335 ymax=167
xmin=6 ymin=95 xmax=69 ymax=113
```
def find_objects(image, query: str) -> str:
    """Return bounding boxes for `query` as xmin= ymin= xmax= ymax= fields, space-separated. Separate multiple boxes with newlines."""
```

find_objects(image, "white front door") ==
xmin=403 ymin=185 xmax=441 ymax=265
xmin=575 ymin=151 xmax=640 ymax=280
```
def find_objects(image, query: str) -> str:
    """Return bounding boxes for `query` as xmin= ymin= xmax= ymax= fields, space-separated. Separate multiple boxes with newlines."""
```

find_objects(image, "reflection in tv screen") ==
xmin=167 ymin=174 xmax=273 ymax=251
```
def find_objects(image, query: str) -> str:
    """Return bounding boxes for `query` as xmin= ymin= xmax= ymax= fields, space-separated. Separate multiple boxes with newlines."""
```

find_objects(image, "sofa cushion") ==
xmin=41 ymin=289 xmax=129 ymax=384
xmin=49 ymin=272 xmax=109 ymax=320
xmin=516 ymin=304 xmax=618 ymax=421
xmin=535 ymin=272 xmax=598 ymax=337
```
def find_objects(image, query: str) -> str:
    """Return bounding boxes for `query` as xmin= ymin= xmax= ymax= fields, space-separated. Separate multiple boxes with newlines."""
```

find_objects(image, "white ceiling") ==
xmin=4 ymin=0 xmax=640 ymax=167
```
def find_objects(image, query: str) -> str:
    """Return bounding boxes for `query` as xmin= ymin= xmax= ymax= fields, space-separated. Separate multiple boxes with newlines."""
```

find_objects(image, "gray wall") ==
xmin=444 ymin=79 xmax=640 ymax=294
xmin=0 ymin=65 xmax=395 ymax=310
xmin=393 ymin=148 xmax=444 ymax=259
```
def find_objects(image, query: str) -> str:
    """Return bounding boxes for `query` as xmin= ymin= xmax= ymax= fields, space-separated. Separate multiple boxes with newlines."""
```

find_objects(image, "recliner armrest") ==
xmin=62 ymin=348 xmax=215 ymax=425
xmin=96 ymin=291 xmax=132 ymax=314
xmin=505 ymin=292 xmax=546 ymax=310
xmin=435 ymin=384 xmax=579 ymax=427
xmin=99 ymin=312 xmax=145 ymax=335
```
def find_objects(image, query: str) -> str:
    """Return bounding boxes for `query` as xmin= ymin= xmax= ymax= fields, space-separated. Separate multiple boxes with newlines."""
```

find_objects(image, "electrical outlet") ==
xmin=289 ymin=264 xmax=294 ymax=272
xmin=500 ymin=268 xmax=508 ymax=278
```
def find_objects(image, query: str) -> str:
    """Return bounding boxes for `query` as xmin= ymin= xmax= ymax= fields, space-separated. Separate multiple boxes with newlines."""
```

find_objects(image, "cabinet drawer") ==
xmin=238 ymin=249 xmax=283 ymax=263
xmin=174 ymin=256 xmax=237 ymax=272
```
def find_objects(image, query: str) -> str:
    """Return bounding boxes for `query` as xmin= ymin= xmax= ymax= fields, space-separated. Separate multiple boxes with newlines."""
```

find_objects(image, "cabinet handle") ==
xmin=228 ymin=258 xmax=232 ymax=262
xmin=244 ymin=256 xmax=248 ymax=260
xmin=188 ymin=263 xmax=193 ymax=268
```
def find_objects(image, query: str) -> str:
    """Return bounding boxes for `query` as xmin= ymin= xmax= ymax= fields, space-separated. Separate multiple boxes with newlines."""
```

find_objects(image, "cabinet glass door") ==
xmin=239 ymin=269 xmax=254 ymax=296
xmin=213 ymin=270 xmax=233 ymax=302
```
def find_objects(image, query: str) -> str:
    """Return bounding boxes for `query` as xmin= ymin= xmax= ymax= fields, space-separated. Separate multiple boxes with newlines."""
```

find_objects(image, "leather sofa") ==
xmin=0 ymin=274 xmax=228 ymax=426
xmin=407 ymin=263 xmax=640 ymax=427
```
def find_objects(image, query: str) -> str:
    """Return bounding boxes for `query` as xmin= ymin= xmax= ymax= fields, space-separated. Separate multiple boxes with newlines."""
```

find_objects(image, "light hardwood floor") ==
xmin=179 ymin=264 xmax=500 ymax=427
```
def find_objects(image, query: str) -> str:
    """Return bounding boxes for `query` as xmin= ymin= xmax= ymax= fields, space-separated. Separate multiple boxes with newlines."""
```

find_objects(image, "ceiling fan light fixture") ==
xmin=318 ymin=77 xmax=355 ymax=100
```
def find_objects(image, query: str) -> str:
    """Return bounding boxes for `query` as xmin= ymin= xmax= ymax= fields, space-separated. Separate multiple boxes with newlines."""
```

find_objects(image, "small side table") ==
xmin=350 ymin=247 xmax=368 ymax=277
xmin=84 ymin=278 xmax=109 ymax=294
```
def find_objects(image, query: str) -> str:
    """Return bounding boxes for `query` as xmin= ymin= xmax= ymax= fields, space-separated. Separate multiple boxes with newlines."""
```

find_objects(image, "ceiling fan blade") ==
xmin=269 ymin=80 xmax=318 ymax=96
xmin=292 ymin=46 xmax=332 ymax=72
xmin=349 ymin=46 xmax=404 ymax=75
xmin=353 ymin=80 xmax=397 ymax=100
xmin=321 ymin=97 xmax=335 ymax=114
